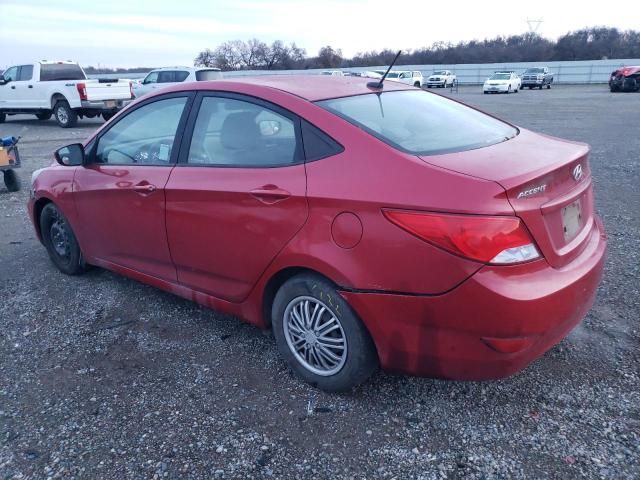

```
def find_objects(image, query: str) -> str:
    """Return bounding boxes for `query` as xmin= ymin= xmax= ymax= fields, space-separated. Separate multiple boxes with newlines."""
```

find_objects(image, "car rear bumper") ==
xmin=340 ymin=215 xmax=606 ymax=380
xmin=80 ymin=99 xmax=131 ymax=111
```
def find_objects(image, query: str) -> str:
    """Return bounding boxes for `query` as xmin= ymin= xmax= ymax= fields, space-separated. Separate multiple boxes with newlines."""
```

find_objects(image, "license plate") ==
xmin=562 ymin=200 xmax=582 ymax=241
xmin=104 ymin=100 xmax=116 ymax=108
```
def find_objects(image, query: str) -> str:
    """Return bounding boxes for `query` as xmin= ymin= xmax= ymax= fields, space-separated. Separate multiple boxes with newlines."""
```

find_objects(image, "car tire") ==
xmin=272 ymin=273 xmax=378 ymax=392
xmin=0 ymin=112 xmax=5 ymax=123
xmin=3 ymin=169 xmax=21 ymax=192
xmin=507 ymin=85 xmax=511 ymax=94
xmin=102 ymin=112 xmax=115 ymax=122
xmin=414 ymin=81 xmax=421 ymax=88
xmin=40 ymin=203 xmax=87 ymax=275
xmin=53 ymin=101 xmax=78 ymax=128
xmin=36 ymin=112 xmax=52 ymax=121
xmin=427 ymin=85 xmax=432 ymax=88
xmin=547 ymin=83 xmax=551 ymax=89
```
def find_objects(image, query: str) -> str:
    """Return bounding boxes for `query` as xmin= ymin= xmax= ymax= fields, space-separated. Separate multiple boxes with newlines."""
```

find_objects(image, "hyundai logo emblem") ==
xmin=572 ymin=164 xmax=583 ymax=182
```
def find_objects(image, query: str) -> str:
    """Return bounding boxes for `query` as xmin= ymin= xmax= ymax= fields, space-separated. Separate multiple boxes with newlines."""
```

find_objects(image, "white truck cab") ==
xmin=386 ymin=70 xmax=424 ymax=87
xmin=0 ymin=61 xmax=133 ymax=127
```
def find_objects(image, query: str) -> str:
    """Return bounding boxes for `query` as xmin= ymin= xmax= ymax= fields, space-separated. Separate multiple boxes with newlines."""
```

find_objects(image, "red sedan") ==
xmin=28 ymin=76 xmax=606 ymax=391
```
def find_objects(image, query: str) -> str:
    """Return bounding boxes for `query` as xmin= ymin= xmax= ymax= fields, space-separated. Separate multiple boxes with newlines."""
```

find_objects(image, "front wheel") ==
xmin=272 ymin=274 xmax=378 ymax=392
xmin=3 ymin=170 xmax=21 ymax=192
xmin=53 ymin=101 xmax=78 ymax=128
xmin=40 ymin=203 xmax=87 ymax=275
xmin=0 ymin=112 xmax=5 ymax=123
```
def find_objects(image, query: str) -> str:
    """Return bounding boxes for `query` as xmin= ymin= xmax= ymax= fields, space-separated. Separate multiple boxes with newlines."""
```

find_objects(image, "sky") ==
xmin=0 ymin=0 xmax=637 ymax=69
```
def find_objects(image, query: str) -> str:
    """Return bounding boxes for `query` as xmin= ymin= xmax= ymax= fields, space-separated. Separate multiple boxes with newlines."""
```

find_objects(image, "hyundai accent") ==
xmin=28 ymin=76 xmax=606 ymax=391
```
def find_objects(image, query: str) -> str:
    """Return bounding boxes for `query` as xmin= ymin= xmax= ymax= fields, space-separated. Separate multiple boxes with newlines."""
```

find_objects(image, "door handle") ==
xmin=10 ymin=86 xmax=15 ymax=89
xmin=250 ymin=185 xmax=291 ymax=204
xmin=28 ymin=85 xmax=33 ymax=88
xmin=133 ymin=183 xmax=157 ymax=194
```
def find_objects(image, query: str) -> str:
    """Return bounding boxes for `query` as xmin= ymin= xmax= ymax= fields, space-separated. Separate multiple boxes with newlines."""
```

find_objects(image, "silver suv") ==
xmin=132 ymin=67 xmax=222 ymax=98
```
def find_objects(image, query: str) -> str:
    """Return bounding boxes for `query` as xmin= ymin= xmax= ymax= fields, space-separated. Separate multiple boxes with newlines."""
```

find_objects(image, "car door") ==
xmin=165 ymin=93 xmax=308 ymax=302
xmin=14 ymin=65 xmax=36 ymax=108
xmin=0 ymin=66 xmax=19 ymax=108
xmin=136 ymin=71 xmax=159 ymax=97
xmin=73 ymin=93 xmax=193 ymax=281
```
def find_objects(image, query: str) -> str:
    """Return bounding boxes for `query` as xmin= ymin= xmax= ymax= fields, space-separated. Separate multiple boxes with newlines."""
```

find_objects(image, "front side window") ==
xmin=143 ymin=72 xmax=159 ymax=84
xmin=317 ymin=90 xmax=517 ymax=156
xmin=18 ymin=65 xmax=33 ymax=81
xmin=96 ymin=97 xmax=187 ymax=165
xmin=158 ymin=71 xmax=179 ymax=83
xmin=187 ymin=96 xmax=298 ymax=167
xmin=3 ymin=66 xmax=18 ymax=82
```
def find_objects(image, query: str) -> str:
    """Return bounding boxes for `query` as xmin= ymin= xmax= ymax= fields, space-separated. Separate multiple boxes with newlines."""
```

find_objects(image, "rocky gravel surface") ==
xmin=1 ymin=85 xmax=638 ymax=479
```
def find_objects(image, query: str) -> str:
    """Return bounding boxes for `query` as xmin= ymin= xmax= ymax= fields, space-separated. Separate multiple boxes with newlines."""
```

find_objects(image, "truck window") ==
xmin=40 ymin=63 xmax=86 ymax=81
xmin=18 ymin=65 xmax=33 ymax=81
xmin=3 ymin=66 xmax=18 ymax=82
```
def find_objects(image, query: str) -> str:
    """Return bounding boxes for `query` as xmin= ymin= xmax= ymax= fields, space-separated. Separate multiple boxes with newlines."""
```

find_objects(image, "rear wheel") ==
xmin=102 ymin=112 xmax=115 ymax=122
xmin=3 ymin=170 xmax=21 ymax=192
xmin=0 ymin=112 xmax=5 ymax=123
xmin=414 ymin=81 xmax=421 ymax=88
xmin=40 ymin=203 xmax=87 ymax=275
xmin=272 ymin=274 xmax=378 ymax=392
xmin=36 ymin=112 xmax=52 ymax=121
xmin=53 ymin=101 xmax=78 ymax=128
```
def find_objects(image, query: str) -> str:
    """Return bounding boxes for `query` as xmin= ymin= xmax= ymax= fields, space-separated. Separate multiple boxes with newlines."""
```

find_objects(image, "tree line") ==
xmin=194 ymin=27 xmax=640 ymax=71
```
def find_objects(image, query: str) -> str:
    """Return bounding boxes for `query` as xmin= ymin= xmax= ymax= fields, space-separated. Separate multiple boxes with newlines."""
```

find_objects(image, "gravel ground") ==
xmin=0 ymin=85 xmax=638 ymax=479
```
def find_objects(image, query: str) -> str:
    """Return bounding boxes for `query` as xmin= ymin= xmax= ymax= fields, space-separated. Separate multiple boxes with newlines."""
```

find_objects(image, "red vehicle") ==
xmin=609 ymin=66 xmax=640 ymax=92
xmin=28 ymin=76 xmax=606 ymax=391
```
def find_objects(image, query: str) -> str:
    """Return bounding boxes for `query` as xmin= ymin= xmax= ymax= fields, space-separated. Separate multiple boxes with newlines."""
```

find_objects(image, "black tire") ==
xmin=547 ymin=83 xmax=551 ymax=89
xmin=427 ymin=85 xmax=432 ymax=89
xmin=3 ymin=169 xmax=21 ymax=192
xmin=102 ymin=112 xmax=115 ymax=122
xmin=0 ymin=112 xmax=5 ymax=123
xmin=39 ymin=203 xmax=87 ymax=275
xmin=272 ymin=274 xmax=378 ymax=392
xmin=36 ymin=112 xmax=52 ymax=121
xmin=515 ymin=85 xmax=519 ymax=93
xmin=53 ymin=101 xmax=78 ymax=128
xmin=414 ymin=81 xmax=421 ymax=88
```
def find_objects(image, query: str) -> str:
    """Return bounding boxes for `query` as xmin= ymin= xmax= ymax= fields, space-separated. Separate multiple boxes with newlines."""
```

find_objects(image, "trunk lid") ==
xmin=84 ymin=79 xmax=132 ymax=101
xmin=419 ymin=129 xmax=594 ymax=268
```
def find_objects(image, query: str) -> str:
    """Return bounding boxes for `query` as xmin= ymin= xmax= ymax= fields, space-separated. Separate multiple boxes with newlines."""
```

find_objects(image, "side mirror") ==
xmin=55 ymin=143 xmax=85 ymax=166
xmin=259 ymin=120 xmax=281 ymax=136
xmin=0 ymin=77 xmax=7 ymax=86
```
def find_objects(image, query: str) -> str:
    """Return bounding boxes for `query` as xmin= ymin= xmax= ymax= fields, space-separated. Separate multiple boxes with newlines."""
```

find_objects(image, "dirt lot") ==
xmin=0 ymin=85 xmax=638 ymax=479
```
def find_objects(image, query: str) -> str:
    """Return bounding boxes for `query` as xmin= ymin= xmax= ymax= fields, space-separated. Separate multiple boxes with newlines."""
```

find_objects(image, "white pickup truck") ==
xmin=0 ymin=61 xmax=133 ymax=128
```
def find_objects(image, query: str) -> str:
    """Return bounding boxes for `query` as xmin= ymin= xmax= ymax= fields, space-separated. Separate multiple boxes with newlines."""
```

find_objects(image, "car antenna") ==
xmin=367 ymin=50 xmax=402 ymax=89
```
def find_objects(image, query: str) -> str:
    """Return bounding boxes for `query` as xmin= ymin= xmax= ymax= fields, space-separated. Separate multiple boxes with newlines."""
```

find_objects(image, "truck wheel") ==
xmin=102 ymin=112 xmax=115 ymax=122
xmin=547 ymin=83 xmax=551 ymax=89
xmin=0 ymin=112 xmax=5 ymax=123
xmin=3 ymin=170 xmax=21 ymax=192
xmin=53 ymin=101 xmax=78 ymax=128
xmin=414 ymin=81 xmax=421 ymax=88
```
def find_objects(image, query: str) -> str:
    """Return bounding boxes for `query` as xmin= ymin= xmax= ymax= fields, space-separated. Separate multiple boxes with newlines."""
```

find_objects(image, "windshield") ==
xmin=40 ymin=63 xmax=86 ymax=81
xmin=489 ymin=74 xmax=510 ymax=80
xmin=196 ymin=69 xmax=222 ymax=81
xmin=317 ymin=90 xmax=517 ymax=156
xmin=432 ymin=71 xmax=446 ymax=75
xmin=386 ymin=72 xmax=400 ymax=78
xmin=525 ymin=68 xmax=544 ymax=74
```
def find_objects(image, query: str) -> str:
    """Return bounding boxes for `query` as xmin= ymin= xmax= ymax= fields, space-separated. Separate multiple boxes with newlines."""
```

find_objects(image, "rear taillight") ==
xmin=383 ymin=210 xmax=540 ymax=264
xmin=76 ymin=83 xmax=87 ymax=101
xmin=129 ymin=81 xmax=134 ymax=99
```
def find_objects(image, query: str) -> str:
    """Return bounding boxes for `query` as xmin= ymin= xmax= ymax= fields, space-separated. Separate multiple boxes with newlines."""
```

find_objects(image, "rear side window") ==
xmin=40 ymin=63 xmax=86 ymax=81
xmin=195 ymin=70 xmax=222 ymax=81
xmin=317 ymin=90 xmax=517 ymax=156
xmin=186 ymin=96 xmax=299 ymax=167
xmin=301 ymin=121 xmax=343 ymax=161
xmin=174 ymin=71 xmax=190 ymax=82
xmin=18 ymin=65 xmax=33 ymax=81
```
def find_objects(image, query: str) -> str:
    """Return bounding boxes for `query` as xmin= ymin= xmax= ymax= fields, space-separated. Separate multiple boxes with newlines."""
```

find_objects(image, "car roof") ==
xmin=173 ymin=75 xmax=413 ymax=101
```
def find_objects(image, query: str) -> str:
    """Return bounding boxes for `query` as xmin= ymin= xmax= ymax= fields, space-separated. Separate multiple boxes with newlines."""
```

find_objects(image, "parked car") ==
xmin=385 ymin=70 xmax=423 ymax=88
xmin=321 ymin=70 xmax=344 ymax=76
xmin=609 ymin=66 xmax=640 ymax=92
xmin=29 ymin=76 xmax=606 ymax=392
xmin=483 ymin=72 xmax=522 ymax=94
xmin=521 ymin=67 xmax=554 ymax=89
xmin=133 ymin=67 xmax=222 ymax=98
xmin=426 ymin=70 xmax=456 ymax=88
xmin=0 ymin=61 xmax=133 ymax=127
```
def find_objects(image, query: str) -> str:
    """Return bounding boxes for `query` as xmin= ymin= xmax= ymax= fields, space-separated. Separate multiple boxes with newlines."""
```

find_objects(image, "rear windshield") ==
xmin=316 ymin=90 xmax=517 ymax=156
xmin=490 ymin=74 xmax=510 ymax=80
xmin=196 ymin=69 xmax=222 ymax=81
xmin=40 ymin=63 xmax=86 ymax=81
xmin=525 ymin=68 xmax=544 ymax=74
